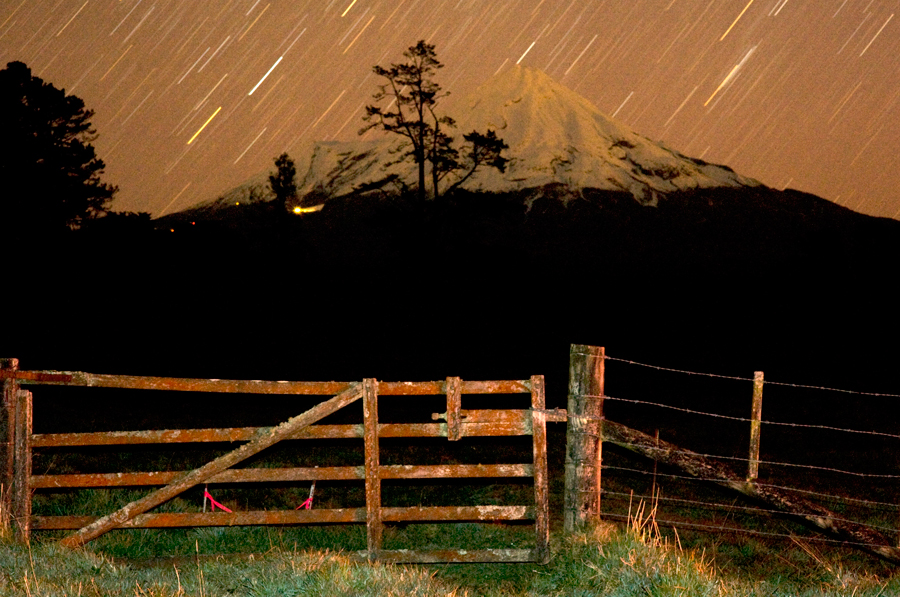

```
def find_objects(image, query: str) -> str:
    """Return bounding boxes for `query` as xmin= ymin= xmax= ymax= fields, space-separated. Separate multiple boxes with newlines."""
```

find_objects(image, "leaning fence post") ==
xmin=565 ymin=344 xmax=604 ymax=532
xmin=747 ymin=371 xmax=764 ymax=482
xmin=0 ymin=358 xmax=18 ymax=533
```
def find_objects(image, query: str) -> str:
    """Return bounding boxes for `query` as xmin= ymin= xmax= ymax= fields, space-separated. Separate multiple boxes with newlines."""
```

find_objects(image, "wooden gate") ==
xmin=0 ymin=362 xmax=552 ymax=563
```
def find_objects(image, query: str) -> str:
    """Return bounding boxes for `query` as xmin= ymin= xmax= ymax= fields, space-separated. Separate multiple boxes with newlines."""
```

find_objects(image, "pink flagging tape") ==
xmin=203 ymin=488 xmax=233 ymax=513
xmin=296 ymin=480 xmax=316 ymax=510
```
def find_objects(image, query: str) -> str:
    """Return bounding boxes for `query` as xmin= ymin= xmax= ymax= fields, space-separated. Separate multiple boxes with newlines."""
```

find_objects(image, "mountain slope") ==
xmin=197 ymin=66 xmax=760 ymax=211
xmin=293 ymin=66 xmax=759 ymax=204
xmin=449 ymin=66 xmax=759 ymax=202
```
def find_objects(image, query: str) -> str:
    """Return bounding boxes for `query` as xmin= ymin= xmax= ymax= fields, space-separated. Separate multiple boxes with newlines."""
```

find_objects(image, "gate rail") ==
xmin=0 ymin=362 xmax=550 ymax=563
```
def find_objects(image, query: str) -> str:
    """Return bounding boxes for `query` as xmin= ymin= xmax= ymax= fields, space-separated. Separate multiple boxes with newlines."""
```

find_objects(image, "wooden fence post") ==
xmin=530 ymin=375 xmax=550 ymax=563
xmin=363 ymin=378 xmax=382 ymax=562
xmin=12 ymin=389 xmax=31 ymax=541
xmin=747 ymin=371 xmax=764 ymax=482
xmin=0 ymin=358 xmax=18 ymax=534
xmin=445 ymin=377 xmax=462 ymax=441
xmin=564 ymin=345 xmax=604 ymax=532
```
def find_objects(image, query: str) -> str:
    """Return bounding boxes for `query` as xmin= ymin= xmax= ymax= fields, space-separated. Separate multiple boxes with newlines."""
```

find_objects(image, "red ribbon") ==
xmin=203 ymin=488 xmax=233 ymax=513
xmin=296 ymin=480 xmax=316 ymax=510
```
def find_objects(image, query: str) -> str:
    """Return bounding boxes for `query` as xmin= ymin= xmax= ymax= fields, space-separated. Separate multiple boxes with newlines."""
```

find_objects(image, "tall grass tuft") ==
xmin=0 ymin=483 xmax=9 ymax=543
xmin=515 ymin=500 xmax=900 ymax=597
xmin=525 ymin=500 xmax=720 ymax=596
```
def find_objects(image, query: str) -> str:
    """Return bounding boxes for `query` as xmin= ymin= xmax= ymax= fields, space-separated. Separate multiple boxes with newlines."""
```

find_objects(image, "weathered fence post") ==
xmin=445 ymin=377 xmax=462 ymax=441
xmin=12 ymin=388 xmax=31 ymax=541
xmin=530 ymin=374 xmax=550 ymax=563
xmin=747 ymin=371 xmax=764 ymax=482
xmin=564 ymin=344 xmax=604 ymax=532
xmin=0 ymin=358 xmax=18 ymax=533
xmin=363 ymin=378 xmax=382 ymax=562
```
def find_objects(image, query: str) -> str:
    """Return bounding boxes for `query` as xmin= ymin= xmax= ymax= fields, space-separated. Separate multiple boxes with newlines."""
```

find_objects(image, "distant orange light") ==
xmin=292 ymin=204 xmax=325 ymax=214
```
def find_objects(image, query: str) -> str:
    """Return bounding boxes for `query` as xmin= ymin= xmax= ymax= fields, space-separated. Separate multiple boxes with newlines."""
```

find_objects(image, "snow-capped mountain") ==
xmin=203 ymin=65 xmax=759 ymax=211
xmin=291 ymin=65 xmax=758 ymax=205
xmin=452 ymin=66 xmax=760 ymax=201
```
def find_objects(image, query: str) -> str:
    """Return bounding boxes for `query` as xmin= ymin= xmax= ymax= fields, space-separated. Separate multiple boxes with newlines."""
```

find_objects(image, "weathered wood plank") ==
xmin=531 ymin=374 xmax=550 ymax=564
xmin=378 ymin=380 xmax=530 ymax=395
xmin=379 ymin=464 xmax=533 ymax=480
xmin=363 ymin=378 xmax=381 ymax=562
xmin=33 ymin=416 xmax=531 ymax=448
xmin=16 ymin=373 xmax=352 ymax=394
xmin=58 ymin=385 xmax=363 ymax=548
xmin=11 ymin=370 xmax=532 ymax=396
xmin=12 ymin=389 xmax=31 ymax=541
xmin=33 ymin=425 xmax=362 ymax=446
xmin=446 ymin=376 xmax=462 ymax=441
xmin=0 ymin=370 xmax=72 ymax=383
xmin=431 ymin=409 xmax=530 ymax=424
xmin=33 ymin=463 xmax=533 ymax=489
xmin=381 ymin=505 xmax=532 ymax=521
xmin=0 ymin=358 xmax=18 ymax=530
xmin=35 ymin=509 xmax=368 ymax=529
xmin=31 ymin=466 xmax=367 ymax=488
xmin=353 ymin=549 xmax=536 ymax=563
xmin=430 ymin=409 xmax=532 ymax=437
xmin=33 ymin=505 xmax=534 ymax=530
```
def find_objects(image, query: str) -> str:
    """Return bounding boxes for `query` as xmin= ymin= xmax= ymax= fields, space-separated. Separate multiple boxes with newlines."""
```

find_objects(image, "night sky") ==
xmin=3 ymin=0 xmax=899 ymax=219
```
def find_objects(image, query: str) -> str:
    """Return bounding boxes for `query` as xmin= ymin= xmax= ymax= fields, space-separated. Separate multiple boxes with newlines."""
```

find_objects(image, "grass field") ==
xmin=4 ymin=503 xmax=900 ymax=596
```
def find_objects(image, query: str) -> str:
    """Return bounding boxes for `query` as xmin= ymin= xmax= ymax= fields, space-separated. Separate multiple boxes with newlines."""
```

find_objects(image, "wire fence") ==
xmin=604 ymin=355 xmax=900 ymax=399
xmin=586 ymin=352 xmax=900 ymax=555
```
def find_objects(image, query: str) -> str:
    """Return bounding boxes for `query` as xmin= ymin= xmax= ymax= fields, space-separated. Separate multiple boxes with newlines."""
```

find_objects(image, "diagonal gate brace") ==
xmin=60 ymin=384 xmax=363 ymax=548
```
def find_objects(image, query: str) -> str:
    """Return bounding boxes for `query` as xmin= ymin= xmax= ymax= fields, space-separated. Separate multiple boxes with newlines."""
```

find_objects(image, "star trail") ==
xmin=3 ymin=0 xmax=899 ymax=218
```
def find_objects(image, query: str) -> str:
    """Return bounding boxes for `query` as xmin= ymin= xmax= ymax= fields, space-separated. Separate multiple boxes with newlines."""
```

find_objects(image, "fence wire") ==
xmin=603 ymin=465 xmax=900 ymax=512
xmin=601 ymin=395 xmax=900 ymax=441
xmin=599 ymin=512 xmax=896 ymax=551
xmin=599 ymin=489 xmax=900 ymax=535
xmin=602 ymin=354 xmax=900 ymax=398
xmin=598 ymin=435 xmax=900 ymax=479
xmin=566 ymin=351 xmax=900 ymax=557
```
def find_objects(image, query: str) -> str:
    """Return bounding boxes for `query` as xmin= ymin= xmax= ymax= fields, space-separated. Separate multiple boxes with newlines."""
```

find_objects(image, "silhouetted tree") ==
xmin=269 ymin=152 xmax=297 ymax=211
xmin=443 ymin=130 xmax=509 ymax=195
xmin=361 ymin=41 xmax=508 ymax=200
xmin=0 ymin=61 xmax=117 ymax=236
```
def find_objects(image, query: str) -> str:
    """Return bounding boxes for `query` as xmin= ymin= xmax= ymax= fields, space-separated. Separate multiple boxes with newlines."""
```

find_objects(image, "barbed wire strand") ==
xmin=598 ymin=354 xmax=900 ymax=399
xmin=594 ymin=395 xmax=900 ymax=441
xmin=544 ymin=407 xmax=900 ymax=490
xmin=593 ymin=435 xmax=900 ymax=478
xmin=599 ymin=489 xmax=900 ymax=535
xmin=598 ymin=512 xmax=896 ymax=551
xmin=568 ymin=350 xmax=900 ymax=550
xmin=603 ymin=465 xmax=900 ymax=511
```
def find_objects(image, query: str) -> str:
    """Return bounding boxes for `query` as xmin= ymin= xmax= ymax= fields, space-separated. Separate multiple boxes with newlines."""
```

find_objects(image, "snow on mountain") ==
xmin=450 ymin=66 xmax=760 ymax=203
xmin=204 ymin=66 xmax=760 ymax=211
